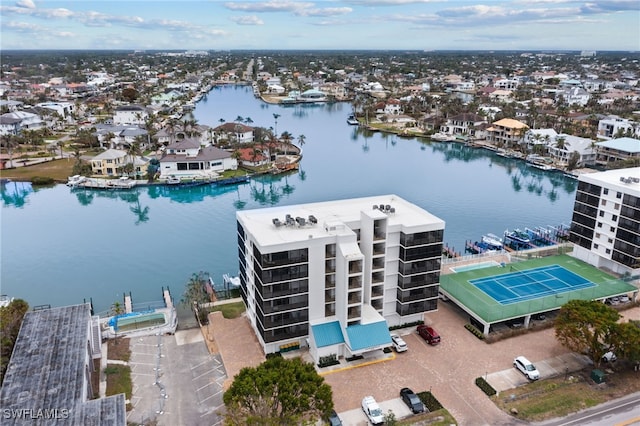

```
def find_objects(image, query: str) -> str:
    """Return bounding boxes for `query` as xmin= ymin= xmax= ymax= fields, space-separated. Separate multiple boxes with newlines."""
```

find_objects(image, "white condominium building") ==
xmin=236 ymin=195 xmax=445 ymax=361
xmin=570 ymin=167 xmax=640 ymax=276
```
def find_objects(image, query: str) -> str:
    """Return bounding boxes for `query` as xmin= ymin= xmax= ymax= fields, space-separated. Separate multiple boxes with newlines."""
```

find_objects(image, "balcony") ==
xmin=324 ymin=304 xmax=335 ymax=317
xmin=347 ymin=306 xmax=361 ymax=320
xmin=372 ymin=257 xmax=385 ymax=270
xmin=371 ymin=299 xmax=383 ymax=311
xmin=325 ymin=275 xmax=336 ymax=289
xmin=349 ymin=260 xmax=363 ymax=274
xmin=325 ymin=289 xmax=336 ymax=303
xmin=325 ymin=244 xmax=336 ymax=258
xmin=373 ymin=243 xmax=385 ymax=255
xmin=371 ymin=284 xmax=384 ymax=298
xmin=348 ymin=276 xmax=362 ymax=289
xmin=372 ymin=272 xmax=384 ymax=284
xmin=347 ymin=292 xmax=361 ymax=305
xmin=325 ymin=259 xmax=336 ymax=273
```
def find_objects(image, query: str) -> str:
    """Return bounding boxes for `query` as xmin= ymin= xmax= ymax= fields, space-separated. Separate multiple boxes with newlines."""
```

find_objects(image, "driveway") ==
xmin=209 ymin=303 xmax=640 ymax=426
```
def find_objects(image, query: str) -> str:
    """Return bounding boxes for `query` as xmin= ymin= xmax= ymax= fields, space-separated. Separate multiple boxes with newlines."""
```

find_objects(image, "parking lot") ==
xmin=154 ymin=301 xmax=640 ymax=426
xmin=127 ymin=329 xmax=227 ymax=426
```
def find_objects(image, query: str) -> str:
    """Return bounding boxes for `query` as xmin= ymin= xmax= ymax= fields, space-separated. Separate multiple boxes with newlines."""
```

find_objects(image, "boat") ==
xmin=504 ymin=229 xmax=531 ymax=246
xmin=223 ymin=273 xmax=240 ymax=287
xmin=481 ymin=233 xmax=504 ymax=250
xmin=0 ymin=295 xmax=14 ymax=308
xmin=430 ymin=132 xmax=454 ymax=142
xmin=66 ymin=175 xmax=87 ymax=187
xmin=166 ymin=176 xmax=181 ymax=185
xmin=347 ymin=114 xmax=359 ymax=125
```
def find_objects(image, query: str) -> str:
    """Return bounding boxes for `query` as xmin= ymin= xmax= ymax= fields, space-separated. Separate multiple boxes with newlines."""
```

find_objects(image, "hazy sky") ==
xmin=1 ymin=0 xmax=639 ymax=51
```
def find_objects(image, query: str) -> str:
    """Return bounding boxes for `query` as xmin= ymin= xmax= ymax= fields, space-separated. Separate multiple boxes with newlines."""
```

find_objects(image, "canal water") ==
xmin=0 ymin=85 xmax=577 ymax=313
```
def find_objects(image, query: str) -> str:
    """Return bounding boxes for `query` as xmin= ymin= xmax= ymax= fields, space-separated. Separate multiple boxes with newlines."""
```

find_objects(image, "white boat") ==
xmin=431 ymin=132 xmax=454 ymax=142
xmin=66 ymin=175 xmax=86 ymax=187
xmin=0 ymin=295 xmax=14 ymax=308
xmin=223 ymin=273 xmax=240 ymax=287
xmin=347 ymin=114 xmax=359 ymax=125
xmin=481 ymin=233 xmax=503 ymax=250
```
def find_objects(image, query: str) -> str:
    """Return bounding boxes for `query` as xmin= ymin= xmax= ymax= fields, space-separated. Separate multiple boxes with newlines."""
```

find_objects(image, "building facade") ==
xmin=236 ymin=195 xmax=445 ymax=361
xmin=569 ymin=167 xmax=640 ymax=276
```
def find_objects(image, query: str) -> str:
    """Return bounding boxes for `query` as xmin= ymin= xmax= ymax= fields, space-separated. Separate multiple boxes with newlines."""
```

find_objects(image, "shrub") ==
xmin=475 ymin=377 xmax=497 ymax=396
xmin=389 ymin=320 xmax=424 ymax=331
xmin=266 ymin=352 xmax=282 ymax=359
xmin=318 ymin=354 xmax=339 ymax=368
xmin=31 ymin=176 xmax=55 ymax=186
xmin=417 ymin=391 xmax=443 ymax=412
xmin=465 ymin=323 xmax=485 ymax=340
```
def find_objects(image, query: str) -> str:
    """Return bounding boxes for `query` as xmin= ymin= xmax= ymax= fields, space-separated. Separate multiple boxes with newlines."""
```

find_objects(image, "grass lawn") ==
xmin=494 ymin=364 xmax=640 ymax=422
xmin=1 ymin=158 xmax=75 ymax=183
xmin=104 ymin=364 xmax=133 ymax=410
xmin=210 ymin=301 xmax=246 ymax=319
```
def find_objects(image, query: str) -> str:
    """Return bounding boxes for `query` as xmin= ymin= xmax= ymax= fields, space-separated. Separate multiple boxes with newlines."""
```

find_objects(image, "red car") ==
xmin=417 ymin=325 xmax=441 ymax=345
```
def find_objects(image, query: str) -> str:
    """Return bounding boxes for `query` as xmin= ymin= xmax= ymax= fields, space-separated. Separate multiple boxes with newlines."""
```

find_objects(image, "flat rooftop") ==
xmin=0 ymin=304 xmax=126 ymax=425
xmin=578 ymin=167 xmax=640 ymax=195
xmin=237 ymin=194 xmax=445 ymax=247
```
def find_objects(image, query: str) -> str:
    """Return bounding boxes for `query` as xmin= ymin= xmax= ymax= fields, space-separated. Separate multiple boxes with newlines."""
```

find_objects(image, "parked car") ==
xmin=605 ymin=297 xmax=620 ymax=305
xmin=327 ymin=410 xmax=343 ymax=426
xmin=619 ymin=294 xmax=630 ymax=303
xmin=391 ymin=334 xmax=408 ymax=352
xmin=506 ymin=317 xmax=525 ymax=328
xmin=361 ymin=396 xmax=384 ymax=425
xmin=417 ymin=325 xmax=441 ymax=345
xmin=514 ymin=356 xmax=540 ymax=380
xmin=400 ymin=387 xmax=425 ymax=414
xmin=602 ymin=351 xmax=617 ymax=362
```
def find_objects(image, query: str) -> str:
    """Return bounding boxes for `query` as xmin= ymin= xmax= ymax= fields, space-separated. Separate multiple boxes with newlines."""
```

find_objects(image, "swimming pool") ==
xmin=451 ymin=261 xmax=501 ymax=273
xmin=116 ymin=312 xmax=166 ymax=332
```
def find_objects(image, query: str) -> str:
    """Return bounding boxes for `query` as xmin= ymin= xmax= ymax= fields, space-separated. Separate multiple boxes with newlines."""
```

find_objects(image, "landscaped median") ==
xmin=490 ymin=365 xmax=640 ymax=422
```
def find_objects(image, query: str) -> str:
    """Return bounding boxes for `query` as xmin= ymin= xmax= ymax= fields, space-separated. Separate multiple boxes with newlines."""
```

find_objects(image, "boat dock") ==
xmin=442 ymin=244 xmax=460 ymax=259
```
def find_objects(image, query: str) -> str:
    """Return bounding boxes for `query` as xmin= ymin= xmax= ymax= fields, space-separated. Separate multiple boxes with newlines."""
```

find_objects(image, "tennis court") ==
xmin=470 ymin=264 xmax=595 ymax=305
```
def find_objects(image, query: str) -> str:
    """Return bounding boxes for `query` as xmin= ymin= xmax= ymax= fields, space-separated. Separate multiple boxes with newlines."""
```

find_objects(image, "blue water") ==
xmin=1 ymin=85 xmax=577 ymax=313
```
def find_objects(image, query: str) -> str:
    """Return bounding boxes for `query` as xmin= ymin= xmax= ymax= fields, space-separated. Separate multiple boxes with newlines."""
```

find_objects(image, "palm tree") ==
xmin=297 ymin=134 xmax=306 ymax=148
xmin=127 ymin=142 xmax=142 ymax=179
xmin=0 ymin=134 xmax=20 ymax=167
xmin=235 ymin=115 xmax=244 ymax=123
xmin=273 ymin=113 xmax=281 ymax=136
xmin=280 ymin=131 xmax=293 ymax=145
xmin=244 ymin=117 xmax=253 ymax=126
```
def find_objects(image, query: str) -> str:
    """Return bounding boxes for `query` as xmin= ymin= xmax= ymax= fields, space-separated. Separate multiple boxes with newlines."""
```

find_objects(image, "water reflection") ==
xmin=249 ymin=172 xmax=299 ymax=205
xmin=1 ymin=181 xmax=33 ymax=208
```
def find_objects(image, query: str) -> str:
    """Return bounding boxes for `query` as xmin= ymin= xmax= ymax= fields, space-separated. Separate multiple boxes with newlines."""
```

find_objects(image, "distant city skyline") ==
xmin=1 ymin=0 xmax=639 ymax=51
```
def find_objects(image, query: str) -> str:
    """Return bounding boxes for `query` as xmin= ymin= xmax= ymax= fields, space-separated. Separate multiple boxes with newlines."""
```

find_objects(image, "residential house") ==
xmin=557 ymin=87 xmax=590 ymax=106
xmin=595 ymin=137 xmax=640 ymax=166
xmin=91 ymin=148 xmax=148 ymax=177
xmin=214 ymin=122 xmax=254 ymax=144
xmin=236 ymin=147 xmax=269 ymax=167
xmin=236 ymin=195 xmax=445 ymax=362
xmin=547 ymin=134 xmax=597 ymax=167
xmin=113 ymin=105 xmax=148 ymax=126
xmin=486 ymin=118 xmax=529 ymax=147
xmin=524 ymin=128 xmax=558 ymax=152
xmin=441 ymin=113 xmax=487 ymax=138
xmin=493 ymin=78 xmax=520 ymax=90
xmin=36 ymin=101 xmax=76 ymax=119
xmin=489 ymin=89 xmax=514 ymax=102
xmin=597 ymin=116 xmax=639 ymax=139
xmin=0 ymin=304 xmax=126 ymax=426
xmin=159 ymin=138 xmax=237 ymax=178
xmin=0 ymin=111 xmax=44 ymax=135
xmin=569 ymin=167 xmax=640 ymax=276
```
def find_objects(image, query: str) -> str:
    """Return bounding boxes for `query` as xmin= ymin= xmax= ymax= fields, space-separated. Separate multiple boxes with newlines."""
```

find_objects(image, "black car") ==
xmin=327 ymin=410 xmax=343 ymax=426
xmin=400 ymin=387 xmax=425 ymax=414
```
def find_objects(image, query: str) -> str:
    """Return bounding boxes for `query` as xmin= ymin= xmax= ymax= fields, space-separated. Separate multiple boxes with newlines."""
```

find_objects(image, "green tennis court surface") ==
xmin=440 ymin=254 xmax=635 ymax=323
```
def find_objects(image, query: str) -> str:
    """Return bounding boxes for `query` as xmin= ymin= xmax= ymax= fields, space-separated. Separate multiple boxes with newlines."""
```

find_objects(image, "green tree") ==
xmin=0 ymin=298 xmax=29 ymax=385
xmin=555 ymin=299 xmax=620 ymax=367
xmin=609 ymin=320 xmax=640 ymax=368
xmin=181 ymin=271 xmax=211 ymax=309
xmin=223 ymin=356 xmax=333 ymax=425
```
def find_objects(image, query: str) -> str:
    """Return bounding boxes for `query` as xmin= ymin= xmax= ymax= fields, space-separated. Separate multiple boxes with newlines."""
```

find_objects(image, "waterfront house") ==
xmin=214 ymin=122 xmax=254 ymax=144
xmin=159 ymin=138 xmax=237 ymax=178
xmin=486 ymin=118 xmax=529 ymax=148
xmin=236 ymin=195 xmax=445 ymax=362
xmin=236 ymin=147 xmax=269 ymax=167
xmin=440 ymin=113 xmax=487 ymax=138
xmin=0 ymin=304 xmax=126 ymax=426
xmin=90 ymin=148 xmax=149 ymax=177
xmin=547 ymin=134 xmax=597 ymax=167
xmin=594 ymin=137 xmax=640 ymax=166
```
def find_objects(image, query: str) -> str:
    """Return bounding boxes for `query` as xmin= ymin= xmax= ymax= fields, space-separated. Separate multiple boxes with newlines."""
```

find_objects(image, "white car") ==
xmin=602 ymin=351 xmax=617 ymax=362
xmin=391 ymin=334 xmax=407 ymax=352
xmin=514 ymin=356 xmax=540 ymax=380
xmin=361 ymin=396 xmax=384 ymax=425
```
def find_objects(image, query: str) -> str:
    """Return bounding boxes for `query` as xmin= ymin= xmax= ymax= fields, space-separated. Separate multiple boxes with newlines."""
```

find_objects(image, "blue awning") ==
xmin=311 ymin=321 xmax=345 ymax=348
xmin=345 ymin=321 xmax=391 ymax=352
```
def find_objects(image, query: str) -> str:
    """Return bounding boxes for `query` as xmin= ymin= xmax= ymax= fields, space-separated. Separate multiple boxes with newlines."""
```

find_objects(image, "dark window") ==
xmin=616 ymin=192 xmax=622 ymax=199
xmin=599 ymin=211 xmax=604 ymax=217
xmin=603 ymin=188 xmax=609 ymax=195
